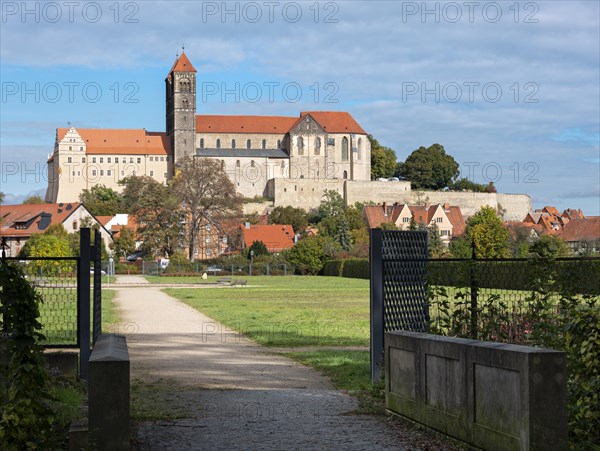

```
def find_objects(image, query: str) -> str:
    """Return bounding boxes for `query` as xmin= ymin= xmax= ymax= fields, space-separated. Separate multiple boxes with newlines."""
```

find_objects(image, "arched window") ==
xmin=250 ymin=160 xmax=255 ymax=167
xmin=277 ymin=139 xmax=281 ymax=149
xmin=246 ymin=139 xmax=251 ymax=149
xmin=315 ymin=137 xmax=321 ymax=156
xmin=231 ymin=139 xmax=236 ymax=149
xmin=297 ymin=137 xmax=304 ymax=155
xmin=236 ymin=160 xmax=240 ymax=168
xmin=262 ymin=139 xmax=266 ymax=149
xmin=342 ymin=137 xmax=349 ymax=161
xmin=357 ymin=138 xmax=362 ymax=160
xmin=180 ymin=78 xmax=190 ymax=92
xmin=216 ymin=139 xmax=221 ymax=149
xmin=200 ymin=138 xmax=204 ymax=149
xmin=343 ymin=170 xmax=348 ymax=179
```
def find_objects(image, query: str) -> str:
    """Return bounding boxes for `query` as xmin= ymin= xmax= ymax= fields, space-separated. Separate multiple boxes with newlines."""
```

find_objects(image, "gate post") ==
xmin=92 ymin=230 xmax=102 ymax=345
xmin=78 ymin=228 xmax=91 ymax=379
xmin=370 ymin=228 xmax=384 ymax=383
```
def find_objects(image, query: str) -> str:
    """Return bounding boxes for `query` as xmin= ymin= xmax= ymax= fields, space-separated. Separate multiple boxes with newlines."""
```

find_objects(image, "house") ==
xmin=0 ymin=202 xmax=112 ymax=257
xmin=362 ymin=203 xmax=465 ymax=243
xmin=240 ymin=223 xmax=296 ymax=253
xmin=559 ymin=217 xmax=600 ymax=254
xmin=522 ymin=206 xmax=582 ymax=233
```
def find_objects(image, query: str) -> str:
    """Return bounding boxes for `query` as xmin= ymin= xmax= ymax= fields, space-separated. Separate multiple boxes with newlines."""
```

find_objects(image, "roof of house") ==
xmin=559 ymin=217 xmax=600 ymax=242
xmin=196 ymin=112 xmax=367 ymax=135
xmin=55 ymin=128 xmax=171 ymax=156
xmin=563 ymin=208 xmax=585 ymax=220
xmin=241 ymin=224 xmax=295 ymax=252
xmin=1 ymin=203 xmax=81 ymax=237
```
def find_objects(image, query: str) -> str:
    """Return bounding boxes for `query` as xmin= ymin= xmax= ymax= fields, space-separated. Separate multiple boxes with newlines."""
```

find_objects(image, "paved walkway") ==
xmin=111 ymin=275 xmax=449 ymax=450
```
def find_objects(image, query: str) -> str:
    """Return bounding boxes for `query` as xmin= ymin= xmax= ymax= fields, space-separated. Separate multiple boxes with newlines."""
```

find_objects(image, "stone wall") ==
xmin=271 ymin=178 xmax=345 ymax=209
xmin=385 ymin=331 xmax=567 ymax=451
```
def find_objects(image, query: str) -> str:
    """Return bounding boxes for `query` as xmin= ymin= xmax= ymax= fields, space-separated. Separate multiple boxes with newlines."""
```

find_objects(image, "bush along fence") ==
xmin=370 ymin=229 xmax=600 ymax=448
xmin=140 ymin=261 xmax=295 ymax=277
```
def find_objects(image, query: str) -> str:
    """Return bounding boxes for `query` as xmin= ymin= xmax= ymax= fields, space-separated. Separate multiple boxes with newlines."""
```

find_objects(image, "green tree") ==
xmin=173 ymin=157 xmax=243 ymax=261
xmin=449 ymin=236 xmax=472 ymax=258
xmin=42 ymin=223 xmax=69 ymax=240
xmin=285 ymin=236 xmax=326 ymax=275
xmin=110 ymin=227 xmax=137 ymax=259
xmin=19 ymin=234 xmax=73 ymax=275
xmin=22 ymin=195 xmax=45 ymax=205
xmin=79 ymin=185 xmax=122 ymax=216
xmin=317 ymin=190 xmax=345 ymax=220
xmin=529 ymin=235 xmax=570 ymax=259
xmin=247 ymin=240 xmax=269 ymax=259
xmin=466 ymin=206 xmax=510 ymax=258
xmin=0 ymin=192 xmax=4 ymax=204
xmin=269 ymin=206 xmax=308 ymax=234
xmin=380 ymin=222 xmax=399 ymax=230
xmin=428 ymin=223 xmax=447 ymax=258
xmin=369 ymin=135 xmax=397 ymax=179
xmin=398 ymin=143 xmax=459 ymax=190
xmin=334 ymin=217 xmax=352 ymax=251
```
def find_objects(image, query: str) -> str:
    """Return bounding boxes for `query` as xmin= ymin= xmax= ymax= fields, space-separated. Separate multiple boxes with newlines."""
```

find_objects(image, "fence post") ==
xmin=78 ymin=228 xmax=91 ymax=380
xmin=469 ymin=242 xmax=478 ymax=339
xmin=370 ymin=228 xmax=384 ymax=383
xmin=92 ymin=230 xmax=102 ymax=346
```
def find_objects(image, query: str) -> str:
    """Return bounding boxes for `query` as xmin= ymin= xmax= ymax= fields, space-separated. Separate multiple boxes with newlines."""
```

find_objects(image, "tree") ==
xmin=398 ymin=143 xmax=459 ymax=190
xmin=43 ymin=223 xmax=69 ymax=240
xmin=317 ymin=190 xmax=345 ymax=220
xmin=449 ymin=236 xmax=471 ymax=258
xmin=428 ymin=223 xmax=447 ymax=258
xmin=465 ymin=206 xmax=510 ymax=258
xmin=79 ymin=185 xmax=122 ymax=216
xmin=334 ymin=217 xmax=351 ymax=251
xmin=172 ymin=157 xmax=243 ymax=261
xmin=529 ymin=235 xmax=570 ymax=259
xmin=269 ymin=206 xmax=308 ymax=235
xmin=110 ymin=227 xmax=137 ymax=259
xmin=247 ymin=240 xmax=269 ymax=259
xmin=285 ymin=236 xmax=326 ymax=275
xmin=22 ymin=195 xmax=45 ymax=204
xmin=369 ymin=135 xmax=397 ymax=179
xmin=19 ymin=234 xmax=73 ymax=275
xmin=0 ymin=192 xmax=4 ymax=204
xmin=120 ymin=175 xmax=183 ymax=258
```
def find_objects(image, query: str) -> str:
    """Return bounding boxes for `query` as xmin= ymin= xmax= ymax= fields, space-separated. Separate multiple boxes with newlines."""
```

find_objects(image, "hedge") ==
xmin=322 ymin=258 xmax=370 ymax=279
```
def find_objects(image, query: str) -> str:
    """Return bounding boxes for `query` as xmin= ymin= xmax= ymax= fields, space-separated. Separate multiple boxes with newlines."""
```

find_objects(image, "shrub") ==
xmin=322 ymin=260 xmax=344 ymax=277
xmin=341 ymin=259 xmax=370 ymax=279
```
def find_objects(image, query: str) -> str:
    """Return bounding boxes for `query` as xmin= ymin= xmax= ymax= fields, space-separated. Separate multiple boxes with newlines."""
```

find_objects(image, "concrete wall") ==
xmin=385 ymin=331 xmax=567 ymax=451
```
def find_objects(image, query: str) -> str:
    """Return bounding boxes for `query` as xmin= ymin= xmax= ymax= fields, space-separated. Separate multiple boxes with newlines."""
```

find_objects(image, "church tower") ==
xmin=166 ymin=50 xmax=197 ymax=162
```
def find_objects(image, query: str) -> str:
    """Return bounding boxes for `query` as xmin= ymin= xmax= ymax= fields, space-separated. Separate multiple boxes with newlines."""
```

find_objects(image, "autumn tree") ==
xmin=398 ymin=143 xmax=459 ymax=190
xmin=79 ymin=185 xmax=122 ymax=216
xmin=465 ymin=206 xmax=510 ymax=258
xmin=172 ymin=157 xmax=243 ymax=261
xmin=369 ymin=135 xmax=397 ymax=180
xmin=110 ymin=227 xmax=137 ymax=259
xmin=119 ymin=175 xmax=182 ymax=258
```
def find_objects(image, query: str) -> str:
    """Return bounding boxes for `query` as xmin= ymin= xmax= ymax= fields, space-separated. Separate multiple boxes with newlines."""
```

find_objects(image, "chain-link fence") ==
xmin=2 ymin=257 xmax=80 ymax=347
xmin=141 ymin=261 xmax=294 ymax=277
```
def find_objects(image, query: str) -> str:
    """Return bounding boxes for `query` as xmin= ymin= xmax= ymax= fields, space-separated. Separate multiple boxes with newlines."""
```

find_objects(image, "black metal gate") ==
xmin=370 ymin=229 xmax=429 ymax=382
xmin=1 ymin=228 xmax=102 ymax=379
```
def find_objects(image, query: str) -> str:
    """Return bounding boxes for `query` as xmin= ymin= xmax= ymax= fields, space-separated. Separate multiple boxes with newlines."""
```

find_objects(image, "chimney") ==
xmin=444 ymin=203 xmax=450 ymax=210
xmin=383 ymin=202 xmax=387 ymax=216
xmin=425 ymin=203 xmax=430 ymax=210
xmin=245 ymin=222 xmax=250 ymax=229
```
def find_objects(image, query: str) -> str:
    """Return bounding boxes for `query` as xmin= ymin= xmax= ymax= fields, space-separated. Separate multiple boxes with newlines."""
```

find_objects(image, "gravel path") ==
xmin=112 ymin=275 xmax=451 ymax=450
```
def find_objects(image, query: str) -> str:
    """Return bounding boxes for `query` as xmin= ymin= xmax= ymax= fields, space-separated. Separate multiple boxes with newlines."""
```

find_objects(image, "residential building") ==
xmin=240 ymin=223 xmax=296 ymax=253
xmin=559 ymin=217 xmax=600 ymax=254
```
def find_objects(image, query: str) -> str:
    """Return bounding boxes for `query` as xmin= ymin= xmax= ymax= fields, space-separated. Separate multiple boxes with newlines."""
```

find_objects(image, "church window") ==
xmin=216 ymin=139 xmax=221 ymax=149
xmin=262 ymin=139 xmax=266 ymax=149
xmin=342 ymin=137 xmax=349 ymax=161
xmin=200 ymin=138 xmax=204 ymax=149
xmin=297 ymin=137 xmax=304 ymax=155
xmin=236 ymin=160 xmax=240 ymax=168
xmin=231 ymin=139 xmax=236 ymax=149
xmin=246 ymin=139 xmax=251 ymax=149
xmin=357 ymin=138 xmax=362 ymax=160
xmin=277 ymin=139 xmax=281 ymax=148
xmin=315 ymin=137 xmax=321 ymax=156
xmin=251 ymin=160 xmax=255 ymax=167
xmin=67 ymin=157 xmax=72 ymax=163
xmin=343 ymin=170 xmax=348 ymax=179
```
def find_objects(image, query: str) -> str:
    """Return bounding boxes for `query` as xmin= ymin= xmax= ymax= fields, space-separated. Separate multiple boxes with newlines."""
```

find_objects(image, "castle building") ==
xmin=46 ymin=51 xmax=371 ymax=203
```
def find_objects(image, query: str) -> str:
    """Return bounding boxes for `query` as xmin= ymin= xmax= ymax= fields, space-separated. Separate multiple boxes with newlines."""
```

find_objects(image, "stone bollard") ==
xmin=88 ymin=334 xmax=130 ymax=450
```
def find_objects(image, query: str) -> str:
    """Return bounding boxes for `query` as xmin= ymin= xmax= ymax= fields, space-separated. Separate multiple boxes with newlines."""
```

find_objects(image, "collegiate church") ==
xmin=45 ymin=51 xmax=372 ymax=203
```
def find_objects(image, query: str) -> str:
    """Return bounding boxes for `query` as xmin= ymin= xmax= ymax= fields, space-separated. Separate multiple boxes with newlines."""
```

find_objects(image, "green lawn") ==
xmin=164 ymin=276 xmax=370 ymax=347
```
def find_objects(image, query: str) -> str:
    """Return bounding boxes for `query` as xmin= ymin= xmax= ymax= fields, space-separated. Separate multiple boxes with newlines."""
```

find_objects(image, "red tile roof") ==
xmin=300 ymin=111 xmax=367 ymax=134
xmin=363 ymin=204 xmax=465 ymax=236
xmin=55 ymin=128 xmax=171 ymax=156
xmin=241 ymin=224 xmax=295 ymax=252
xmin=1 ymin=203 xmax=81 ymax=238
xmin=559 ymin=217 xmax=600 ymax=242
xmin=169 ymin=51 xmax=197 ymax=73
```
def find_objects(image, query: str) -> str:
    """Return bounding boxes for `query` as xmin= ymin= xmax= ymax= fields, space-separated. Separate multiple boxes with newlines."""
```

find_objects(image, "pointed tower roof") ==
xmin=168 ymin=51 xmax=197 ymax=73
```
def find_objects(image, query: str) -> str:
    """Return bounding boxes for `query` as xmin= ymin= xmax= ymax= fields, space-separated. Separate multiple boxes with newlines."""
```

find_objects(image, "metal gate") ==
xmin=370 ymin=229 xmax=429 ymax=382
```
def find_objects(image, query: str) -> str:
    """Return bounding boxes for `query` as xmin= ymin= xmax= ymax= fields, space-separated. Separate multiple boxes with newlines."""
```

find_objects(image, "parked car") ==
xmin=376 ymin=177 xmax=388 ymax=182
xmin=207 ymin=266 xmax=222 ymax=273
xmin=388 ymin=177 xmax=400 ymax=182
xmin=126 ymin=251 xmax=144 ymax=262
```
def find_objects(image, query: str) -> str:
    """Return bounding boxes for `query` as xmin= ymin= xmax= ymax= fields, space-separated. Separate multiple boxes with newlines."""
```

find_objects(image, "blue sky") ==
xmin=1 ymin=1 xmax=599 ymax=215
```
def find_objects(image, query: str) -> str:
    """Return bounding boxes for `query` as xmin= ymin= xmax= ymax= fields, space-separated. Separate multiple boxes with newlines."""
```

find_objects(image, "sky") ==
xmin=1 ymin=0 xmax=599 ymax=215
